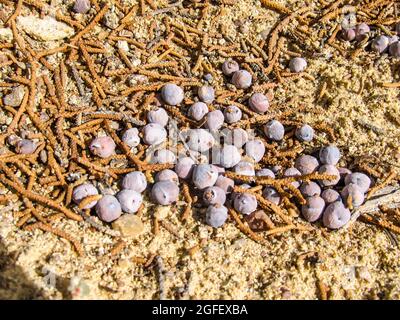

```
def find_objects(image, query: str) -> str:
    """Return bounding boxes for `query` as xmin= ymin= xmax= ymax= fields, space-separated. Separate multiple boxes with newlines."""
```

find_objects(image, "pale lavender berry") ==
xmin=215 ymin=175 xmax=234 ymax=193
xmin=161 ymin=83 xmax=184 ymax=105
xmin=341 ymin=183 xmax=364 ymax=207
xmin=341 ymin=28 xmax=355 ymax=41
xmin=231 ymin=70 xmax=252 ymax=89
xmin=73 ymin=0 xmax=90 ymax=14
xmin=249 ymin=93 xmax=269 ymax=113
xmin=371 ymin=35 xmax=389 ymax=53
xmin=217 ymin=145 xmax=241 ymax=168
xmin=319 ymin=145 xmax=340 ymax=165
xmin=256 ymin=168 xmax=275 ymax=179
xmin=121 ymin=171 xmax=147 ymax=193
xmin=355 ymin=23 xmax=370 ymax=40
xmin=262 ymin=187 xmax=280 ymax=205
xmin=205 ymin=110 xmax=224 ymax=131
xmin=174 ymin=157 xmax=196 ymax=179
xmin=142 ymin=123 xmax=167 ymax=145
xmin=234 ymin=193 xmax=258 ymax=215
xmin=301 ymin=195 xmax=325 ymax=222
xmin=299 ymin=181 xmax=321 ymax=197
xmin=295 ymin=124 xmax=314 ymax=142
xmin=155 ymin=169 xmax=179 ymax=184
xmin=283 ymin=167 xmax=302 ymax=188
xmin=224 ymin=105 xmax=242 ymax=123
xmin=151 ymin=149 xmax=176 ymax=164
xmin=264 ymin=120 xmax=284 ymax=141
xmin=198 ymin=85 xmax=215 ymax=104
xmin=295 ymin=155 xmax=319 ymax=175
xmin=192 ymin=164 xmax=219 ymax=189
xmin=234 ymin=161 xmax=255 ymax=176
xmin=389 ymin=41 xmax=400 ymax=57
xmin=321 ymin=189 xmax=341 ymax=204
xmin=147 ymin=108 xmax=169 ymax=127
xmin=184 ymin=129 xmax=215 ymax=152
xmin=224 ymin=128 xmax=248 ymax=148
xmin=318 ymin=165 xmax=340 ymax=187
xmin=96 ymin=195 xmax=122 ymax=223
xmin=245 ymin=139 xmax=265 ymax=163
xmin=72 ymin=183 xmax=99 ymax=209
xmin=89 ymin=136 xmax=116 ymax=158
xmin=122 ymin=128 xmax=140 ymax=148
xmin=289 ymin=57 xmax=307 ymax=73
xmin=188 ymin=102 xmax=208 ymax=121
xmin=206 ymin=204 xmax=228 ymax=228
xmin=151 ymin=181 xmax=179 ymax=205
xmin=203 ymin=186 xmax=226 ymax=205
xmin=117 ymin=190 xmax=143 ymax=214
xmin=15 ymin=139 xmax=37 ymax=154
xmin=389 ymin=35 xmax=399 ymax=45
xmin=323 ymin=201 xmax=351 ymax=229
xmin=344 ymin=172 xmax=371 ymax=193
xmin=222 ymin=60 xmax=239 ymax=76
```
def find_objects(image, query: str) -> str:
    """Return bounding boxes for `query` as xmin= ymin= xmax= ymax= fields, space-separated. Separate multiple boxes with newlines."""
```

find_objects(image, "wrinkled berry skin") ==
xmin=355 ymin=23 xmax=370 ymax=41
xmin=217 ymin=145 xmax=241 ymax=168
xmin=192 ymin=164 xmax=219 ymax=189
xmin=205 ymin=110 xmax=224 ymax=131
xmin=318 ymin=164 xmax=340 ymax=187
xmin=73 ymin=0 xmax=91 ymax=14
xmin=299 ymin=181 xmax=321 ymax=197
xmin=283 ymin=167 xmax=302 ymax=188
xmin=295 ymin=124 xmax=314 ymax=142
xmin=371 ymin=35 xmax=389 ymax=53
xmin=222 ymin=60 xmax=240 ymax=76
xmin=231 ymin=70 xmax=252 ymax=89
xmin=321 ymin=189 xmax=341 ymax=204
xmin=15 ymin=139 xmax=37 ymax=154
xmin=203 ymin=186 xmax=226 ymax=205
xmin=142 ymin=123 xmax=167 ymax=145
xmin=206 ymin=204 xmax=228 ymax=228
xmin=301 ymin=195 xmax=325 ymax=222
xmin=188 ymin=102 xmax=208 ymax=121
xmin=323 ymin=201 xmax=351 ymax=229
xmin=215 ymin=175 xmax=235 ymax=193
xmin=256 ymin=168 xmax=275 ymax=179
xmin=184 ymin=129 xmax=215 ymax=152
xmin=224 ymin=105 xmax=242 ymax=123
xmin=234 ymin=161 xmax=255 ymax=176
xmin=121 ymin=171 xmax=147 ymax=193
xmin=344 ymin=172 xmax=371 ymax=193
xmin=89 ymin=136 xmax=116 ymax=158
xmin=262 ymin=187 xmax=280 ymax=205
xmin=147 ymin=108 xmax=169 ymax=127
xmin=198 ymin=85 xmax=215 ymax=104
xmin=224 ymin=128 xmax=248 ymax=148
xmin=289 ymin=57 xmax=307 ymax=73
xmin=122 ymin=128 xmax=140 ymax=148
xmin=341 ymin=28 xmax=355 ymax=41
xmin=161 ymin=83 xmax=184 ymax=105
xmin=245 ymin=140 xmax=265 ymax=163
xmin=389 ymin=41 xmax=400 ymax=57
xmin=341 ymin=183 xmax=365 ymax=207
xmin=295 ymin=155 xmax=319 ymax=175
xmin=155 ymin=169 xmax=179 ymax=184
xmin=264 ymin=120 xmax=284 ymax=141
xmin=175 ymin=157 xmax=196 ymax=179
xmin=249 ymin=93 xmax=269 ymax=113
xmin=319 ymin=145 xmax=341 ymax=165
xmin=96 ymin=195 xmax=122 ymax=223
xmin=151 ymin=181 xmax=179 ymax=205
xmin=234 ymin=193 xmax=258 ymax=215
xmin=72 ymin=183 xmax=99 ymax=209
xmin=117 ymin=189 xmax=143 ymax=214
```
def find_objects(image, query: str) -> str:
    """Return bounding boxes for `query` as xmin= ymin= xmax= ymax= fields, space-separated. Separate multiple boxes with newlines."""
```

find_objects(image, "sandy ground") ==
xmin=1 ymin=0 xmax=400 ymax=300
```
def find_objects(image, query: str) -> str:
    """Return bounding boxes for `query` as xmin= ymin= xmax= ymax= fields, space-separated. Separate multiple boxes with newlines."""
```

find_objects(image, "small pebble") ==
xmin=151 ymin=181 xmax=179 ymax=205
xmin=299 ymin=181 xmax=321 ymax=197
xmin=112 ymin=214 xmax=144 ymax=238
xmin=301 ymin=196 xmax=325 ymax=222
xmin=198 ymin=85 xmax=215 ymax=104
xmin=234 ymin=161 xmax=255 ymax=176
xmin=160 ymin=83 xmax=184 ymax=105
xmin=248 ymin=93 xmax=269 ymax=113
xmin=245 ymin=210 xmax=270 ymax=231
xmin=341 ymin=183 xmax=365 ymax=207
xmin=205 ymin=110 xmax=224 ymax=131
xmin=203 ymin=186 xmax=226 ymax=205
xmin=121 ymin=128 xmax=140 ymax=148
xmin=295 ymin=124 xmax=314 ymax=142
xmin=206 ymin=204 xmax=228 ymax=228
xmin=221 ymin=60 xmax=239 ymax=76
xmin=321 ymin=189 xmax=341 ymax=204
xmin=155 ymin=169 xmax=179 ymax=184
xmin=142 ymin=123 xmax=167 ymax=145
xmin=3 ymin=85 xmax=25 ymax=107
xmin=231 ymin=70 xmax=252 ymax=89
xmin=121 ymin=171 xmax=147 ymax=193
xmin=264 ymin=120 xmax=285 ymax=141
xmin=96 ymin=195 xmax=122 ymax=223
xmin=224 ymin=105 xmax=242 ymax=123
xmin=89 ymin=136 xmax=115 ymax=158
xmin=188 ymin=102 xmax=208 ymax=121
xmin=174 ymin=157 xmax=196 ymax=179
xmin=319 ymin=145 xmax=341 ymax=165
xmin=345 ymin=172 xmax=371 ymax=193
xmin=234 ymin=193 xmax=258 ymax=215
xmin=15 ymin=139 xmax=37 ymax=154
xmin=73 ymin=0 xmax=91 ymax=14
xmin=72 ymin=183 xmax=99 ymax=209
xmin=147 ymin=108 xmax=169 ymax=127
xmin=262 ymin=187 xmax=280 ymax=205
xmin=295 ymin=155 xmax=319 ymax=175
xmin=245 ymin=139 xmax=265 ymax=163
xmin=289 ymin=57 xmax=307 ymax=73
xmin=117 ymin=190 xmax=143 ymax=214
xmin=322 ymin=201 xmax=351 ymax=229
xmin=192 ymin=164 xmax=219 ymax=189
